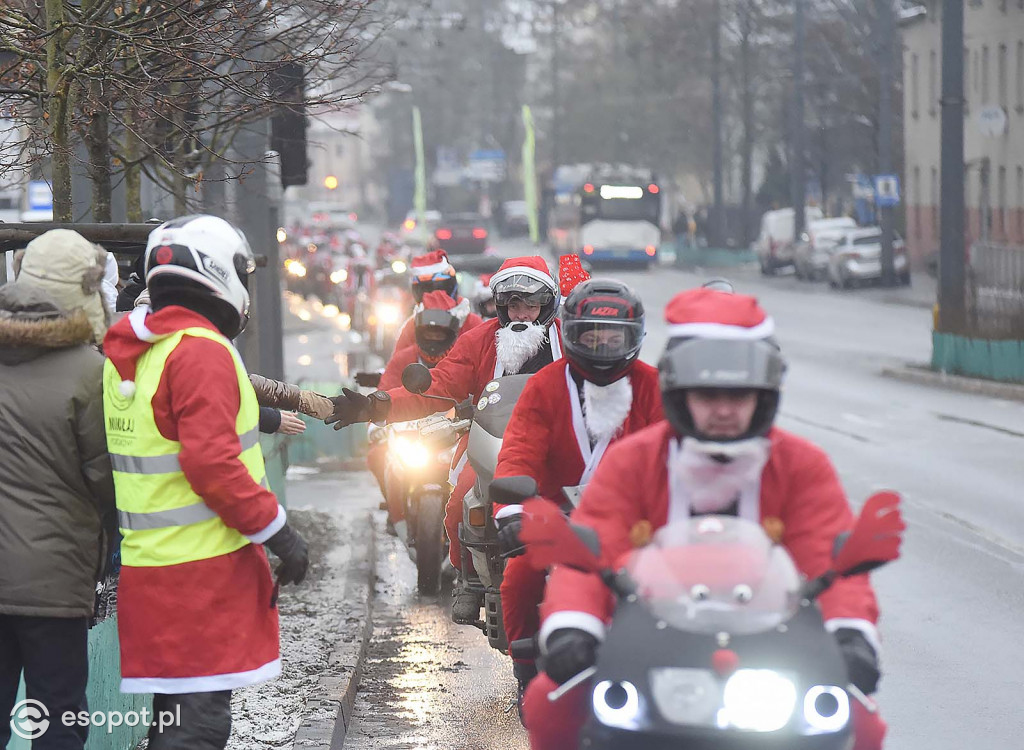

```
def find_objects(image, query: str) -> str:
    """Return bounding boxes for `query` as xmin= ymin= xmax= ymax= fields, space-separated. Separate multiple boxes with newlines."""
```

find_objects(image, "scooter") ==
xmin=519 ymin=491 xmax=905 ymax=749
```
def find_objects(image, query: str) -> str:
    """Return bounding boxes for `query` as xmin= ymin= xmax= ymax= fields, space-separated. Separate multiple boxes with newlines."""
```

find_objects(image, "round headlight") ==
xmin=721 ymin=669 xmax=796 ymax=732
xmin=803 ymin=686 xmax=850 ymax=733
xmin=398 ymin=440 xmax=430 ymax=469
xmin=377 ymin=304 xmax=401 ymax=325
xmin=593 ymin=680 xmax=640 ymax=730
xmin=392 ymin=260 xmax=408 ymax=274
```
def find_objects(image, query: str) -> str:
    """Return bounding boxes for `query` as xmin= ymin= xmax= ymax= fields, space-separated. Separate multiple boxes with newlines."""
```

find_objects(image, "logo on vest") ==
xmin=107 ymin=416 xmax=135 ymax=433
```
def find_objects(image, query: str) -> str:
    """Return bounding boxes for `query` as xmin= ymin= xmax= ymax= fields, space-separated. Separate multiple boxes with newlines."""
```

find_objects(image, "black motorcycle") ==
xmin=520 ymin=491 xmax=904 ymax=750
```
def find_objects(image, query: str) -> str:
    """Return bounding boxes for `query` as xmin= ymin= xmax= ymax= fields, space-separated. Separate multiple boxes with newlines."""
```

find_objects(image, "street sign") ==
xmin=467 ymin=149 xmax=506 ymax=183
xmin=27 ymin=180 xmax=53 ymax=211
xmin=873 ymin=174 xmax=900 ymax=207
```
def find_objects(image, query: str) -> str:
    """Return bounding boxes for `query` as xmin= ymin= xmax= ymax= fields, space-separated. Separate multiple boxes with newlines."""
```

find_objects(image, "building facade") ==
xmin=903 ymin=0 xmax=1024 ymax=267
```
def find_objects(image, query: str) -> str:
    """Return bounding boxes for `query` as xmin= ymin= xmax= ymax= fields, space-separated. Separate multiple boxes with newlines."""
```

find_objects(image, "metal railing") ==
xmin=968 ymin=242 xmax=1024 ymax=338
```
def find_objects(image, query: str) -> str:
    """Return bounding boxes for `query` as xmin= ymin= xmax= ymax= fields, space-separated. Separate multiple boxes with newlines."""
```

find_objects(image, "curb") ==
xmin=292 ymin=513 xmax=377 ymax=749
xmin=881 ymin=364 xmax=1024 ymax=403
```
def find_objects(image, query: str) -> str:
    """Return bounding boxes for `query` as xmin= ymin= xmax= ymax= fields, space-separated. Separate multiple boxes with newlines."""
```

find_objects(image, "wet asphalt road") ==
xmin=286 ymin=232 xmax=1024 ymax=749
xmin=343 ymin=529 xmax=528 ymax=750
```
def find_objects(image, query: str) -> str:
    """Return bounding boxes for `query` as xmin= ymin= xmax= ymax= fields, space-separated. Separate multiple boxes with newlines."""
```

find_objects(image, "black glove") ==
xmin=496 ymin=513 xmax=525 ymax=558
xmin=455 ymin=396 xmax=476 ymax=421
xmin=265 ymin=523 xmax=309 ymax=586
xmin=326 ymin=388 xmax=391 ymax=431
xmin=543 ymin=628 xmax=598 ymax=685
xmin=834 ymin=627 xmax=880 ymax=695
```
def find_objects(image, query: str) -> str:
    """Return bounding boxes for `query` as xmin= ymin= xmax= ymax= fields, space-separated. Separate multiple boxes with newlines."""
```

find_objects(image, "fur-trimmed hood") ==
xmin=0 ymin=283 xmax=95 ymax=365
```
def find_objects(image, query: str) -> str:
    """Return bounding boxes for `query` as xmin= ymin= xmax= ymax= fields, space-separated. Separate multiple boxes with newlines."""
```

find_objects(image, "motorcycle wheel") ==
xmin=415 ymin=490 xmax=445 ymax=594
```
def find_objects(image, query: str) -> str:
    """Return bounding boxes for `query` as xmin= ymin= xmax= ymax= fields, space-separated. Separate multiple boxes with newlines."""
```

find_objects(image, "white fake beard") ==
xmin=671 ymin=437 xmax=770 ymax=515
xmin=582 ymin=376 xmax=633 ymax=444
xmin=495 ymin=323 xmax=548 ymax=375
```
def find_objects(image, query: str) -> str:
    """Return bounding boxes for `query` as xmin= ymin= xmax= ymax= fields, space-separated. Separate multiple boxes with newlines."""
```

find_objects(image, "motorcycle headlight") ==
xmin=330 ymin=269 xmax=348 ymax=284
xmin=593 ymin=680 xmax=641 ymax=730
xmin=393 ymin=437 xmax=430 ymax=469
xmin=721 ymin=669 xmax=797 ymax=732
xmin=286 ymin=260 xmax=307 ymax=277
xmin=391 ymin=259 xmax=408 ymax=274
xmin=803 ymin=686 xmax=849 ymax=734
xmin=376 ymin=303 xmax=401 ymax=325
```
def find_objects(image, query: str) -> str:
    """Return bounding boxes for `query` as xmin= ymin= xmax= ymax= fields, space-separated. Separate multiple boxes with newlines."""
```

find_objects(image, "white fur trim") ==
xmin=127 ymin=305 xmax=159 ymax=342
xmin=451 ymin=296 xmax=471 ymax=325
xmin=119 ymin=380 xmax=137 ymax=398
xmin=120 ymin=658 xmax=281 ymax=694
xmin=489 ymin=264 xmax=555 ymax=291
xmin=666 ymin=317 xmax=775 ymax=340
xmin=494 ymin=504 xmax=523 ymax=521
xmin=825 ymin=618 xmax=882 ymax=658
xmin=245 ymin=504 xmax=287 ymax=544
xmin=411 ymin=260 xmax=452 ymax=276
xmin=582 ymin=377 xmax=632 ymax=445
xmin=539 ymin=611 xmax=607 ymax=653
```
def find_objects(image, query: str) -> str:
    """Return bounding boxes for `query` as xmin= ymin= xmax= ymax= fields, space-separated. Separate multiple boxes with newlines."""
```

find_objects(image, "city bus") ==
xmin=547 ymin=164 xmax=662 ymax=267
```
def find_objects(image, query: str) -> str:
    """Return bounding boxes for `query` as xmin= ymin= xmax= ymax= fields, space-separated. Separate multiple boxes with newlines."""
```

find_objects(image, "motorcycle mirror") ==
xmin=355 ymin=371 xmax=383 ymax=388
xmin=833 ymin=491 xmax=905 ymax=578
xmin=520 ymin=498 xmax=602 ymax=574
xmin=489 ymin=476 xmax=538 ymax=507
xmin=402 ymin=363 xmax=433 ymax=394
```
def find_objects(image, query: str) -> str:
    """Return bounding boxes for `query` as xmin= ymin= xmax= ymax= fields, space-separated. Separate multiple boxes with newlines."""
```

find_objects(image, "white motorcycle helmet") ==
xmin=144 ymin=215 xmax=256 ymax=338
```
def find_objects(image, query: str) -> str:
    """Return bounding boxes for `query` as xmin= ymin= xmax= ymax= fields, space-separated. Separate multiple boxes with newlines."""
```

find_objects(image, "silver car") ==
xmin=793 ymin=217 xmax=858 ymax=281
xmin=827 ymin=227 xmax=910 ymax=288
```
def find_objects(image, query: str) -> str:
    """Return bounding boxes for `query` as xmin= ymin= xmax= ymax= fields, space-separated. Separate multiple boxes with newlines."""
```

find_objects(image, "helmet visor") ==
xmin=659 ymin=338 xmax=785 ymax=392
xmin=564 ymin=319 xmax=644 ymax=362
xmin=492 ymin=274 xmax=554 ymax=305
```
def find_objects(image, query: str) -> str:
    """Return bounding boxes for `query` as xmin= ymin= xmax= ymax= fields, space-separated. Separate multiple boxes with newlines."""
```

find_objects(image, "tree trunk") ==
xmin=45 ymin=0 xmax=73 ymax=221
xmin=124 ymin=121 xmax=143 ymax=223
xmin=87 ymin=97 xmax=112 ymax=222
xmin=740 ymin=0 xmax=755 ymax=245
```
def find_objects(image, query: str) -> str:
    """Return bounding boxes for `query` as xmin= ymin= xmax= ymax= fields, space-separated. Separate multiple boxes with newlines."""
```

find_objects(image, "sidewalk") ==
xmin=222 ymin=469 xmax=380 ymax=750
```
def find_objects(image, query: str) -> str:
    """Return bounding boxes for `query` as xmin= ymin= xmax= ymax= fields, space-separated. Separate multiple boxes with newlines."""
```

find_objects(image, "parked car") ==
xmin=399 ymin=209 xmax=442 ymax=243
xmin=827 ymin=227 xmax=910 ymax=288
xmin=499 ymin=200 xmax=530 ymax=236
xmin=793 ymin=216 xmax=858 ymax=281
xmin=753 ymin=206 xmax=824 ymax=275
xmin=434 ymin=212 xmax=489 ymax=255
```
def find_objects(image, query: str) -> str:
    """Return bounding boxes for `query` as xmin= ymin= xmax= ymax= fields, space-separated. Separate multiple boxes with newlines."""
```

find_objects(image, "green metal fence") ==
xmin=932 ymin=332 xmax=1024 ymax=383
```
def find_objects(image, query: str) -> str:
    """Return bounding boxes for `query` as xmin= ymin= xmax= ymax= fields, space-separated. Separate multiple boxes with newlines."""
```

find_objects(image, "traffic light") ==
xmin=269 ymin=63 xmax=308 ymax=189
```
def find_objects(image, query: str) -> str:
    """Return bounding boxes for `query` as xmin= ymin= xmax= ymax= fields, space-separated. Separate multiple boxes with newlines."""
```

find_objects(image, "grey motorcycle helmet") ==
xmin=658 ymin=335 xmax=787 ymax=443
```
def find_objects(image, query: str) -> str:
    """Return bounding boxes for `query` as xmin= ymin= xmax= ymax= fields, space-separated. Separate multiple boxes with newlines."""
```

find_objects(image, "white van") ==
xmin=753 ymin=206 xmax=824 ymax=275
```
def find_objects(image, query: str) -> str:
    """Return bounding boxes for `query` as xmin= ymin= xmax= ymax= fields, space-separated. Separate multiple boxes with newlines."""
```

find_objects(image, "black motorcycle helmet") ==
xmin=657 ymin=289 xmax=786 ymax=443
xmin=562 ymin=279 xmax=645 ymax=386
xmin=414 ymin=291 xmax=461 ymax=364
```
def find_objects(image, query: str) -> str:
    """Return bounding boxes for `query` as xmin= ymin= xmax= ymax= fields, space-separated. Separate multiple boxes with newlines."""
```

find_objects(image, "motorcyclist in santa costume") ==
xmin=367 ymin=290 xmax=466 ymax=528
xmin=491 ymin=278 xmax=664 ymax=705
xmin=522 ymin=288 xmax=887 ymax=750
xmin=328 ymin=256 xmax=564 ymax=620
xmin=390 ymin=250 xmax=482 ymax=356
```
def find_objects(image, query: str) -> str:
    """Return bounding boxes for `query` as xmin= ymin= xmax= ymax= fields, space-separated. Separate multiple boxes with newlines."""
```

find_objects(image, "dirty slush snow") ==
xmin=226 ymin=508 xmax=356 ymax=749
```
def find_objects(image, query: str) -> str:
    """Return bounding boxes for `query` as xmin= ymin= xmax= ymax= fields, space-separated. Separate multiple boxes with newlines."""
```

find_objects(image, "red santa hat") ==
xmin=664 ymin=288 xmax=774 ymax=340
xmin=411 ymin=250 xmax=453 ymax=278
xmin=421 ymin=289 xmax=458 ymax=311
xmin=557 ymin=254 xmax=591 ymax=297
xmin=488 ymin=256 xmax=556 ymax=293
xmin=479 ymin=272 xmax=494 ymax=287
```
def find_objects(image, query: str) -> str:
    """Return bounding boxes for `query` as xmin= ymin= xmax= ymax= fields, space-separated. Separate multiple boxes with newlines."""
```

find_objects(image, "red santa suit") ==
xmin=103 ymin=307 xmax=283 ymax=693
xmin=383 ymin=257 xmax=563 ymax=567
xmin=524 ymin=424 xmax=885 ymax=750
xmin=493 ymin=359 xmax=663 ymax=660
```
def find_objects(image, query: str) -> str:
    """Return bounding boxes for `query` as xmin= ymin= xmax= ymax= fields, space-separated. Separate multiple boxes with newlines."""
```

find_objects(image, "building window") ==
xmin=929 ymin=50 xmax=938 ymax=117
xmin=972 ymin=49 xmax=979 ymax=95
xmin=982 ymin=45 xmax=990 ymax=104
xmin=998 ymin=166 xmax=1007 ymax=237
xmin=998 ymin=44 xmax=1008 ymax=108
xmin=914 ymin=166 xmax=921 ymax=238
xmin=1017 ymin=166 xmax=1024 ymax=238
xmin=1017 ymin=42 xmax=1023 ymax=111
xmin=911 ymin=53 xmax=920 ymax=118
xmin=931 ymin=167 xmax=939 ymax=238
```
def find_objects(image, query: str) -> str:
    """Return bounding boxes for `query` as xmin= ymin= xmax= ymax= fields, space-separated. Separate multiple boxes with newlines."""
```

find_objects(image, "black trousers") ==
xmin=0 ymin=614 xmax=89 ymax=749
xmin=147 ymin=691 xmax=233 ymax=750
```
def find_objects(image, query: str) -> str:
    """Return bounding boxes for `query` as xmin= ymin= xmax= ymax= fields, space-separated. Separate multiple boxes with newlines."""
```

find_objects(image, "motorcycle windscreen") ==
xmin=471 ymin=374 xmax=531 ymax=438
xmin=626 ymin=516 xmax=801 ymax=636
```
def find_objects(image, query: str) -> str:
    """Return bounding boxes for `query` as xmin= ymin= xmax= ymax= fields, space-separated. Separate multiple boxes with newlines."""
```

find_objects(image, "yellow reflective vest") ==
xmin=103 ymin=327 xmax=267 ymax=568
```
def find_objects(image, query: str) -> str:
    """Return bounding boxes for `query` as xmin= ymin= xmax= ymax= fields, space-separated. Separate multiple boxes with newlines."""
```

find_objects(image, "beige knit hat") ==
xmin=14 ymin=229 xmax=111 ymax=342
